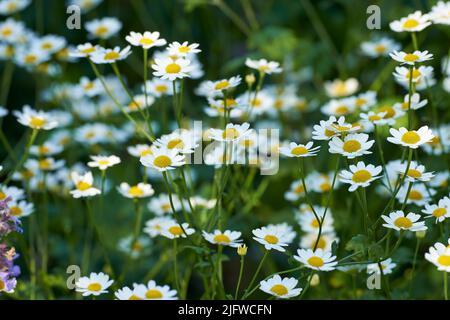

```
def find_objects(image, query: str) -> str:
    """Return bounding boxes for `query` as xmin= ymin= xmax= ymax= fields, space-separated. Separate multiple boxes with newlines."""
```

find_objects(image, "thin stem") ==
xmin=173 ymin=239 xmax=180 ymax=292
xmin=242 ymin=250 xmax=268 ymax=299
xmin=234 ymin=255 xmax=245 ymax=300
xmin=444 ymin=272 xmax=448 ymax=301
xmin=214 ymin=0 xmax=251 ymax=36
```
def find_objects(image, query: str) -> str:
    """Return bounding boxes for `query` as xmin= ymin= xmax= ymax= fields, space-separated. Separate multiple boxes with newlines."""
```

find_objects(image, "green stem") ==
xmin=235 ymin=256 xmax=245 ymax=300
xmin=242 ymin=250 xmax=268 ymax=299
xmin=173 ymin=239 xmax=180 ymax=292
xmin=444 ymin=272 xmax=448 ymax=301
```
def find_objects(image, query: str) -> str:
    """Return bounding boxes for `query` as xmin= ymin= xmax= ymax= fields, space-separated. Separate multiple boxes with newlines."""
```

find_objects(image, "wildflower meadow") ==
xmin=0 ymin=0 xmax=450 ymax=303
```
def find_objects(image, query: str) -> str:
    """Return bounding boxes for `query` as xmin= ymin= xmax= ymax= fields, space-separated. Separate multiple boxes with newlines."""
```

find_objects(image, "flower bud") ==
xmin=245 ymin=74 xmax=256 ymax=86
xmin=237 ymin=244 xmax=247 ymax=256
xmin=416 ymin=230 xmax=426 ymax=239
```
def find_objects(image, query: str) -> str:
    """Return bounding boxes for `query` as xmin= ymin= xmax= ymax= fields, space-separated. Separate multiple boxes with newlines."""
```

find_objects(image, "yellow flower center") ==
xmin=95 ymin=26 xmax=109 ymax=35
xmin=320 ymin=182 xmax=331 ymax=192
xmin=161 ymin=203 xmax=172 ymax=212
xmin=355 ymin=98 xmax=367 ymax=107
xmin=291 ymin=146 xmax=308 ymax=156
xmin=352 ymin=170 xmax=372 ymax=183
xmin=153 ymin=155 xmax=172 ymax=168
xmin=264 ymin=235 xmax=279 ymax=244
xmin=155 ymin=84 xmax=167 ymax=93
xmin=394 ymin=217 xmax=413 ymax=229
xmin=128 ymin=186 xmax=144 ymax=197
xmin=104 ymin=51 xmax=120 ymax=60
xmin=307 ymin=256 xmax=324 ymax=267
xmin=215 ymin=80 xmax=230 ymax=91
xmin=213 ymin=234 xmax=231 ymax=244
xmin=87 ymin=283 xmax=102 ymax=292
xmin=38 ymin=146 xmax=50 ymax=154
xmin=408 ymin=190 xmax=423 ymax=201
xmin=368 ymin=115 xmax=382 ymax=121
xmin=39 ymin=159 xmax=52 ymax=170
xmin=378 ymin=106 xmax=395 ymax=118
xmin=0 ymin=192 xmax=6 ymax=200
xmin=333 ymin=82 xmax=348 ymax=96
xmin=179 ymin=46 xmax=190 ymax=53
xmin=294 ymin=185 xmax=304 ymax=194
xmin=140 ymin=149 xmax=152 ymax=157
xmin=139 ymin=38 xmax=154 ymax=46
xmin=81 ymin=47 xmax=95 ymax=54
xmin=404 ymin=53 xmax=419 ymax=62
xmin=76 ymin=181 xmax=92 ymax=191
xmin=335 ymin=105 xmax=349 ymax=115
xmin=374 ymin=44 xmax=386 ymax=54
xmin=408 ymin=69 xmax=421 ymax=79
xmin=315 ymin=237 xmax=327 ymax=250
xmin=168 ymin=226 xmax=183 ymax=236
xmin=325 ymin=129 xmax=335 ymax=137
xmin=407 ymin=169 xmax=422 ymax=179
xmin=128 ymin=295 xmax=142 ymax=300
xmin=167 ymin=139 xmax=184 ymax=150
xmin=41 ymin=42 xmax=53 ymax=50
xmin=30 ymin=117 xmax=46 ymax=128
xmin=222 ymin=128 xmax=240 ymax=140
xmin=146 ymin=289 xmax=163 ymax=299
xmin=403 ymin=18 xmax=419 ymax=29
xmin=432 ymin=208 xmax=447 ymax=218
xmin=343 ymin=140 xmax=361 ymax=153
xmin=401 ymin=131 xmax=420 ymax=144
xmin=311 ymin=219 xmax=320 ymax=229
xmin=0 ymin=279 xmax=5 ymax=290
xmin=1 ymin=27 xmax=12 ymax=36
xmin=270 ymin=284 xmax=288 ymax=296
xmin=98 ymin=160 xmax=110 ymax=167
xmin=10 ymin=206 xmax=22 ymax=216
xmin=165 ymin=63 xmax=181 ymax=74
xmin=437 ymin=255 xmax=450 ymax=266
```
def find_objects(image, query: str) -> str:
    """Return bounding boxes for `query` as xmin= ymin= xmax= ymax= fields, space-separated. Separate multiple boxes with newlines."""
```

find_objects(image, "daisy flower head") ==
xmin=87 ymin=155 xmax=121 ymax=171
xmin=75 ymin=272 xmax=113 ymax=296
xmin=328 ymin=133 xmax=374 ymax=159
xmin=209 ymin=122 xmax=252 ymax=143
xmin=140 ymin=147 xmax=185 ymax=172
xmin=144 ymin=217 xmax=175 ymax=238
xmin=382 ymin=210 xmax=427 ymax=232
xmin=202 ymin=230 xmax=242 ymax=247
xmin=252 ymin=224 xmax=296 ymax=252
xmin=127 ymin=144 xmax=154 ymax=158
xmin=70 ymin=171 xmax=101 ymax=199
xmin=393 ymin=161 xmax=435 ymax=182
xmin=133 ymin=280 xmax=178 ymax=300
xmin=245 ymin=58 xmax=282 ymax=74
xmin=0 ymin=185 xmax=24 ymax=202
xmin=0 ymin=0 xmax=31 ymax=15
xmin=154 ymin=130 xmax=199 ymax=154
xmin=148 ymin=193 xmax=182 ymax=216
xmin=85 ymin=17 xmax=122 ymax=40
xmin=339 ymin=161 xmax=382 ymax=192
xmin=167 ymin=41 xmax=201 ymax=57
xmin=367 ymin=258 xmax=397 ymax=275
xmin=14 ymin=105 xmax=58 ymax=130
xmin=393 ymin=65 xmax=434 ymax=84
xmin=353 ymin=91 xmax=377 ymax=111
xmin=143 ymin=78 xmax=173 ymax=97
xmin=327 ymin=116 xmax=361 ymax=136
xmin=204 ymin=76 xmax=242 ymax=95
xmin=279 ymin=141 xmax=320 ymax=158
xmin=70 ymin=43 xmax=100 ymax=58
xmin=321 ymin=98 xmax=356 ymax=117
xmin=284 ymin=180 xmax=305 ymax=202
xmin=300 ymin=232 xmax=339 ymax=252
xmin=387 ymin=126 xmax=434 ymax=149
xmin=390 ymin=11 xmax=431 ymax=32
xmin=8 ymin=200 xmax=34 ymax=218
xmin=324 ymin=78 xmax=359 ymax=98
xmin=125 ymin=31 xmax=167 ymax=49
xmin=152 ymin=57 xmax=192 ymax=81
xmin=259 ymin=275 xmax=302 ymax=299
xmin=294 ymin=248 xmax=338 ymax=272
xmin=69 ymin=0 xmax=103 ymax=13
xmin=429 ymin=1 xmax=450 ymax=25
xmin=360 ymin=37 xmax=400 ymax=58
xmin=425 ymin=242 xmax=450 ymax=272
xmin=396 ymin=183 xmax=435 ymax=206
xmin=390 ymin=50 xmax=433 ymax=65
xmin=28 ymin=157 xmax=65 ymax=172
xmin=160 ymin=221 xmax=195 ymax=239
xmin=307 ymin=172 xmax=338 ymax=194
xmin=90 ymin=46 xmax=132 ymax=64
xmin=393 ymin=93 xmax=428 ymax=112
xmin=297 ymin=208 xmax=335 ymax=234
xmin=117 ymin=182 xmax=154 ymax=199
xmin=422 ymin=197 xmax=450 ymax=223
xmin=360 ymin=111 xmax=388 ymax=125
xmin=312 ymin=116 xmax=339 ymax=141
xmin=115 ymin=286 xmax=144 ymax=300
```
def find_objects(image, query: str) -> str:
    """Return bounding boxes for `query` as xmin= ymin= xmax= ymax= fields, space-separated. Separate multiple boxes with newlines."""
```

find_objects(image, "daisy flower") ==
xmin=117 ymin=182 xmax=154 ymax=199
xmin=294 ymin=248 xmax=338 ymax=272
xmin=160 ymin=221 xmax=195 ymax=239
xmin=0 ymin=185 xmax=24 ymax=201
xmin=393 ymin=93 xmax=427 ymax=111
xmin=307 ymin=172 xmax=338 ymax=193
xmin=8 ymin=200 xmax=34 ymax=218
xmin=297 ymin=209 xmax=335 ymax=234
xmin=321 ymin=98 xmax=356 ymax=116
xmin=0 ymin=0 xmax=31 ymax=15
xmin=422 ymin=197 xmax=450 ymax=223
xmin=209 ymin=123 xmax=252 ymax=143
xmin=87 ymin=155 xmax=121 ymax=171
xmin=70 ymin=171 xmax=101 ymax=199
xmin=125 ymin=31 xmax=167 ymax=49
xmin=152 ymin=57 xmax=192 ymax=81
xmin=393 ymin=161 xmax=434 ymax=182
xmin=245 ymin=58 xmax=282 ymax=74
xmin=167 ymin=41 xmax=201 ymax=56
xmin=390 ymin=11 xmax=431 ymax=32
xmin=115 ymin=286 xmax=144 ymax=300
xmin=328 ymin=133 xmax=374 ymax=159
xmin=300 ymin=232 xmax=339 ymax=252
xmin=360 ymin=37 xmax=400 ymax=58
xmin=28 ymin=158 xmax=65 ymax=172
xmin=425 ymin=242 xmax=450 ymax=272
xmin=75 ymin=272 xmax=113 ymax=296
xmin=148 ymin=193 xmax=182 ymax=216
xmin=279 ymin=141 xmax=320 ymax=158
xmin=353 ymin=91 xmax=377 ymax=111
xmin=154 ymin=130 xmax=199 ymax=154
xmin=382 ymin=210 xmax=427 ymax=232
xmin=393 ymin=65 xmax=434 ymax=84
xmin=70 ymin=43 xmax=100 ymax=58
xmin=387 ymin=126 xmax=434 ymax=149
xmin=360 ymin=111 xmax=388 ymax=125
xmin=14 ymin=105 xmax=58 ymax=130
xmin=327 ymin=116 xmax=360 ymax=136
xmin=367 ymin=258 xmax=397 ymax=275
xmin=390 ymin=50 xmax=433 ymax=65
xmin=311 ymin=116 xmax=340 ymax=140
xmin=396 ymin=183 xmax=435 ymax=206
xmin=284 ymin=180 xmax=305 ymax=201
xmin=133 ymin=280 xmax=178 ymax=300
xmin=252 ymin=224 xmax=296 ymax=252
xmin=339 ymin=161 xmax=382 ymax=192
xmin=85 ymin=17 xmax=122 ymax=39
xmin=127 ymin=144 xmax=154 ymax=158
xmin=429 ymin=1 xmax=450 ymax=25
xmin=202 ymin=230 xmax=242 ymax=247
xmin=143 ymin=78 xmax=173 ymax=97
xmin=204 ymin=76 xmax=242 ymax=95
xmin=259 ymin=275 xmax=302 ymax=299
xmin=144 ymin=217 xmax=175 ymax=238
xmin=324 ymin=78 xmax=359 ymax=98
xmin=90 ymin=46 xmax=132 ymax=64
xmin=140 ymin=147 xmax=185 ymax=172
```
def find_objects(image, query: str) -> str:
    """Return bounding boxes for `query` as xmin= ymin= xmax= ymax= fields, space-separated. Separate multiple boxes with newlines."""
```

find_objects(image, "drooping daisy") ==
xmin=90 ymin=46 xmax=132 ymax=64
xmin=328 ymin=133 xmax=374 ymax=159
xmin=425 ymin=242 xmax=450 ymax=272
xmin=360 ymin=37 xmax=400 ymax=58
xmin=387 ymin=126 xmax=434 ymax=149
xmin=396 ymin=183 xmax=435 ymax=206
xmin=87 ymin=155 xmax=121 ymax=171
xmin=152 ymin=57 xmax=192 ymax=81
xmin=390 ymin=50 xmax=433 ymax=65
xmin=167 ymin=41 xmax=201 ymax=57
xmin=85 ymin=17 xmax=122 ymax=40
xmin=114 ymin=286 xmax=144 ymax=300
xmin=245 ymin=58 xmax=282 ymax=74
xmin=393 ymin=93 xmax=428 ymax=111
xmin=429 ymin=1 xmax=450 ymax=25
xmin=70 ymin=43 xmax=100 ymax=58
xmin=160 ymin=221 xmax=195 ymax=239
xmin=133 ymin=280 xmax=178 ymax=300
xmin=279 ymin=141 xmax=320 ymax=158
xmin=390 ymin=11 xmax=431 ymax=32
xmin=422 ymin=197 xmax=450 ymax=223
xmin=324 ymin=78 xmax=359 ymax=98
xmin=367 ymin=258 xmax=397 ymax=275
xmin=117 ymin=182 xmax=154 ymax=199
xmin=125 ymin=31 xmax=167 ymax=49
xmin=381 ymin=210 xmax=427 ymax=232
xmin=140 ymin=147 xmax=185 ymax=172
xmin=393 ymin=161 xmax=434 ymax=182
xmin=209 ymin=123 xmax=252 ymax=143
xmin=339 ymin=161 xmax=382 ymax=192
xmin=14 ymin=105 xmax=58 ymax=130
xmin=293 ymin=248 xmax=338 ymax=272
xmin=75 ymin=272 xmax=113 ymax=296
xmin=147 ymin=193 xmax=182 ymax=216
xmin=252 ymin=224 xmax=296 ymax=252
xmin=70 ymin=171 xmax=101 ymax=199
xmin=259 ymin=275 xmax=302 ymax=299
xmin=202 ymin=230 xmax=242 ymax=247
